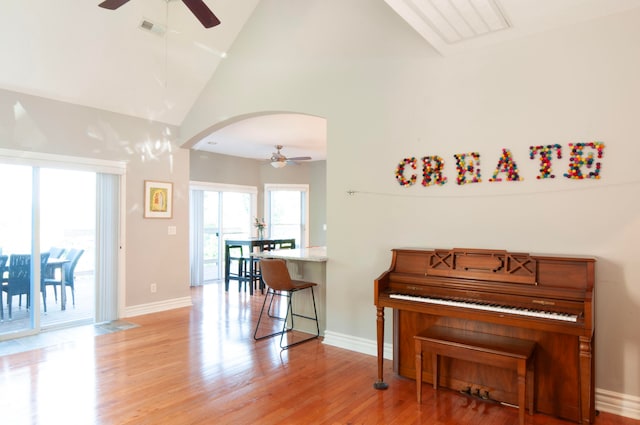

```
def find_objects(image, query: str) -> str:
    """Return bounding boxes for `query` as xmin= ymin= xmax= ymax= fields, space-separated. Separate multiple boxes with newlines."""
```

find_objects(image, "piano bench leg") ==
xmin=414 ymin=336 xmax=441 ymax=404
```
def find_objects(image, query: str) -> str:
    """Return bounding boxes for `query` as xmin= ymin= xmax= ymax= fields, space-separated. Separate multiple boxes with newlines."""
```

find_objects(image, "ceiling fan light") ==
xmin=271 ymin=161 xmax=286 ymax=168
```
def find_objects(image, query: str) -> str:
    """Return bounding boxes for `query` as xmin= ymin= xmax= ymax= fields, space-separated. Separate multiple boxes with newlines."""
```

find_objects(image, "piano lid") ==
xmin=389 ymin=247 xmax=595 ymax=290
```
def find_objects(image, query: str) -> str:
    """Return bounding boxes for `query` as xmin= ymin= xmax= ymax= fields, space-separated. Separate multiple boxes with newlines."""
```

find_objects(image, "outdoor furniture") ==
xmin=0 ymin=254 xmax=7 ymax=320
xmin=44 ymin=248 xmax=84 ymax=309
xmin=3 ymin=254 xmax=30 ymax=319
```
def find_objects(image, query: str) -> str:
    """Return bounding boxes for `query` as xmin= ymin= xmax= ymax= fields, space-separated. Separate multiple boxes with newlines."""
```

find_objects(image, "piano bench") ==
xmin=414 ymin=326 xmax=536 ymax=425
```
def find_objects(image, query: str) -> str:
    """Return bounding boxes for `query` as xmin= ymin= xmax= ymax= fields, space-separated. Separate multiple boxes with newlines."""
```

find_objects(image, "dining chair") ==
xmin=39 ymin=252 xmax=51 ymax=313
xmin=253 ymin=258 xmax=320 ymax=349
xmin=48 ymin=247 xmax=66 ymax=259
xmin=40 ymin=247 xmax=65 ymax=284
xmin=44 ymin=248 xmax=84 ymax=306
xmin=60 ymin=248 xmax=83 ymax=306
xmin=276 ymin=240 xmax=296 ymax=250
xmin=0 ymin=254 xmax=8 ymax=320
xmin=3 ymin=254 xmax=30 ymax=319
xmin=0 ymin=254 xmax=7 ymax=282
xmin=227 ymin=245 xmax=252 ymax=293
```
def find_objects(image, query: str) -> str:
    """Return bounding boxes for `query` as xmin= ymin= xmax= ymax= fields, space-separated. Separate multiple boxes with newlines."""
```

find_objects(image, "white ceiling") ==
xmin=192 ymin=112 xmax=328 ymax=162
xmin=0 ymin=0 xmax=259 ymax=127
xmin=2 ymin=0 xmax=639 ymax=161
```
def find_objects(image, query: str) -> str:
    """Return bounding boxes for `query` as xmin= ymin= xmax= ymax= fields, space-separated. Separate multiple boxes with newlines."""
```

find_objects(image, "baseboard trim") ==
xmin=596 ymin=388 xmax=640 ymax=420
xmin=323 ymin=330 xmax=640 ymax=420
xmin=323 ymin=330 xmax=393 ymax=360
xmin=123 ymin=296 xmax=192 ymax=318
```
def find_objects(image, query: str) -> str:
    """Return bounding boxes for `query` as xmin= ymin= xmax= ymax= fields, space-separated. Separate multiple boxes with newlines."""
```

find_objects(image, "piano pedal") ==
xmin=459 ymin=386 xmax=472 ymax=396
xmin=458 ymin=386 xmax=499 ymax=403
xmin=460 ymin=387 xmax=498 ymax=404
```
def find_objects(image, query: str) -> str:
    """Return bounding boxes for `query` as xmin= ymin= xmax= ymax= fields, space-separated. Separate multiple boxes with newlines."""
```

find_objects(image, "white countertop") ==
xmin=253 ymin=246 xmax=327 ymax=262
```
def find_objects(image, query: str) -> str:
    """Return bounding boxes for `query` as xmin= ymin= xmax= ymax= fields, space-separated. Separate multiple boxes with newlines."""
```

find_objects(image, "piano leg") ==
xmin=374 ymin=306 xmax=388 ymax=390
xmin=579 ymin=335 xmax=595 ymax=424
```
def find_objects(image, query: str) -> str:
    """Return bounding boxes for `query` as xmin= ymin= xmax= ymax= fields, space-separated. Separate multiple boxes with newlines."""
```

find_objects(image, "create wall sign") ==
xmin=395 ymin=142 xmax=605 ymax=187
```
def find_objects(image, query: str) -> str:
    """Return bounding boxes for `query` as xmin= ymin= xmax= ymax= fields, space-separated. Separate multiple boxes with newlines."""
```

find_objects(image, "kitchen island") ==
xmin=253 ymin=246 xmax=327 ymax=335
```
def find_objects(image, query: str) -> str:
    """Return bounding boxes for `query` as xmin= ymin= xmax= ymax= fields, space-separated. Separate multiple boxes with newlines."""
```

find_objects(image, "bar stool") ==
xmin=253 ymin=258 xmax=320 ymax=349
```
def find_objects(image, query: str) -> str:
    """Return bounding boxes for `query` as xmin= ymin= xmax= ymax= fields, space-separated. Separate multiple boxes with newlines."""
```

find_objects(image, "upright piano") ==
xmin=374 ymin=248 xmax=595 ymax=424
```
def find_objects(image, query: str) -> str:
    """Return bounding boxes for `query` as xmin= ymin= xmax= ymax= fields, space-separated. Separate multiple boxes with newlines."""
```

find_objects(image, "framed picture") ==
xmin=144 ymin=180 xmax=173 ymax=219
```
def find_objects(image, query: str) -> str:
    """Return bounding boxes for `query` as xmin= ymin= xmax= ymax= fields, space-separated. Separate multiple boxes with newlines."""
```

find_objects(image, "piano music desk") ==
xmin=415 ymin=326 xmax=535 ymax=425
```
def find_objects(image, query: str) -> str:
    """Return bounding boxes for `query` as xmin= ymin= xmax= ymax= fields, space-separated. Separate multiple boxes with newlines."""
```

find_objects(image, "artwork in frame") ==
xmin=144 ymin=180 xmax=173 ymax=219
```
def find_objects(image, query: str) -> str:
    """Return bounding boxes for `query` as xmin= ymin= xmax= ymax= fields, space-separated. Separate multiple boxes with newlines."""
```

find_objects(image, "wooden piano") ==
xmin=374 ymin=247 xmax=595 ymax=424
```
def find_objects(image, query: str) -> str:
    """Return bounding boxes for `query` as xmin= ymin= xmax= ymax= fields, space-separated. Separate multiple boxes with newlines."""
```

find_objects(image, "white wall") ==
xmin=181 ymin=0 xmax=640 ymax=404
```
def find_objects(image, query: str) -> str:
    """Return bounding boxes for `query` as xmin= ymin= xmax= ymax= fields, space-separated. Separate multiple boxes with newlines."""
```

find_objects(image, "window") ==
xmin=264 ymin=184 xmax=309 ymax=247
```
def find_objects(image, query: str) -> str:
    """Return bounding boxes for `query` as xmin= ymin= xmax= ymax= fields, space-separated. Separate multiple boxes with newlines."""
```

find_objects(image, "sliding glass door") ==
xmin=190 ymin=183 xmax=256 ymax=285
xmin=202 ymin=191 xmax=220 ymax=282
xmin=0 ymin=165 xmax=34 ymax=334
xmin=39 ymin=168 xmax=96 ymax=328
xmin=0 ymin=154 xmax=121 ymax=340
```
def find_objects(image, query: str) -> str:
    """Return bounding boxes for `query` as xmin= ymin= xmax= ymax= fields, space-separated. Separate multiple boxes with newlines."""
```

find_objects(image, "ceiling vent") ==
xmin=385 ymin=0 xmax=510 ymax=55
xmin=139 ymin=18 xmax=167 ymax=36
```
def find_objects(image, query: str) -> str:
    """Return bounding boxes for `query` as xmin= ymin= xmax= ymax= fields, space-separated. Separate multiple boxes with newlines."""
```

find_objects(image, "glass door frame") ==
xmin=190 ymin=181 xmax=257 ymax=284
xmin=0 ymin=148 xmax=125 ymax=341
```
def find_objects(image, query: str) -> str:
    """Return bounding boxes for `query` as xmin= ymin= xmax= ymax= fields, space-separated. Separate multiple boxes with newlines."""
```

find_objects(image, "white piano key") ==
xmin=389 ymin=293 xmax=578 ymax=322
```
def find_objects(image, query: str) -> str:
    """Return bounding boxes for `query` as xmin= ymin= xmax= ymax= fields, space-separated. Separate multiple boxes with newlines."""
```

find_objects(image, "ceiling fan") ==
xmin=269 ymin=145 xmax=312 ymax=168
xmin=98 ymin=0 xmax=221 ymax=28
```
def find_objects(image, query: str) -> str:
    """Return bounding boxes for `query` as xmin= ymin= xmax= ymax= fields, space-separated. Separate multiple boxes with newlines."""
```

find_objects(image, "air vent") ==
xmin=139 ymin=18 xmax=166 ymax=36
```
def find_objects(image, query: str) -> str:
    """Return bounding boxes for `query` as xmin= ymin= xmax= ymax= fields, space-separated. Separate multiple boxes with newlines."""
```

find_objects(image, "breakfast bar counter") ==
xmin=253 ymin=246 xmax=327 ymax=335
xmin=253 ymin=246 xmax=327 ymax=262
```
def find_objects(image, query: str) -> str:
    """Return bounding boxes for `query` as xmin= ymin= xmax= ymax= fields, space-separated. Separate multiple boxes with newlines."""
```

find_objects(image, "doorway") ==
xmin=190 ymin=183 xmax=257 ymax=285
xmin=0 ymin=155 xmax=121 ymax=340
xmin=0 ymin=166 xmax=96 ymax=335
xmin=39 ymin=168 xmax=96 ymax=328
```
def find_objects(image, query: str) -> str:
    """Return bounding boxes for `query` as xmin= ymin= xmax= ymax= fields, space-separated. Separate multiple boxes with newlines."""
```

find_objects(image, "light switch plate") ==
xmin=168 ymin=226 xmax=176 ymax=235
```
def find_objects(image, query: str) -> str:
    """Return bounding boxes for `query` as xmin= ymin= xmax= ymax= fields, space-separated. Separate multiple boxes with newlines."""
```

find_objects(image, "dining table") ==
xmin=223 ymin=238 xmax=296 ymax=292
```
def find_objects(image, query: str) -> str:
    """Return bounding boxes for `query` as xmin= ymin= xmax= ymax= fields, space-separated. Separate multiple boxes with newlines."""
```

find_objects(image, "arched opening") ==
xmin=186 ymin=111 xmax=327 ymax=285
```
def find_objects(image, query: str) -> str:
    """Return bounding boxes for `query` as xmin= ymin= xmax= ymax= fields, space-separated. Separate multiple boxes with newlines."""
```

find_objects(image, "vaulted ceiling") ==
xmin=2 ymin=0 xmax=639 ymax=160
xmin=0 ymin=0 xmax=259 ymax=126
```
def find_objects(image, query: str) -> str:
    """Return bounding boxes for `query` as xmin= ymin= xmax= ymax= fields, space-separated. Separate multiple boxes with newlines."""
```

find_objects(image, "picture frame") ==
xmin=144 ymin=180 xmax=173 ymax=219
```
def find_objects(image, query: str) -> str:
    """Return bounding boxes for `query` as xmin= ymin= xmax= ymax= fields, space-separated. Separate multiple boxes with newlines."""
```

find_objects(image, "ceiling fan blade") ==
xmin=98 ymin=0 xmax=131 ymax=10
xmin=287 ymin=156 xmax=312 ymax=161
xmin=182 ymin=0 xmax=221 ymax=28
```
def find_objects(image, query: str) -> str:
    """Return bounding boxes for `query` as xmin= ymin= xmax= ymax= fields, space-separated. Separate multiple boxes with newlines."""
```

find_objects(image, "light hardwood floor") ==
xmin=0 ymin=283 xmax=636 ymax=425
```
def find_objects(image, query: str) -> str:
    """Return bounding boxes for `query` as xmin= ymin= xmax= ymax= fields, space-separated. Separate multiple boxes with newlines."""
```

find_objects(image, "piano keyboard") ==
xmin=389 ymin=293 xmax=578 ymax=322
